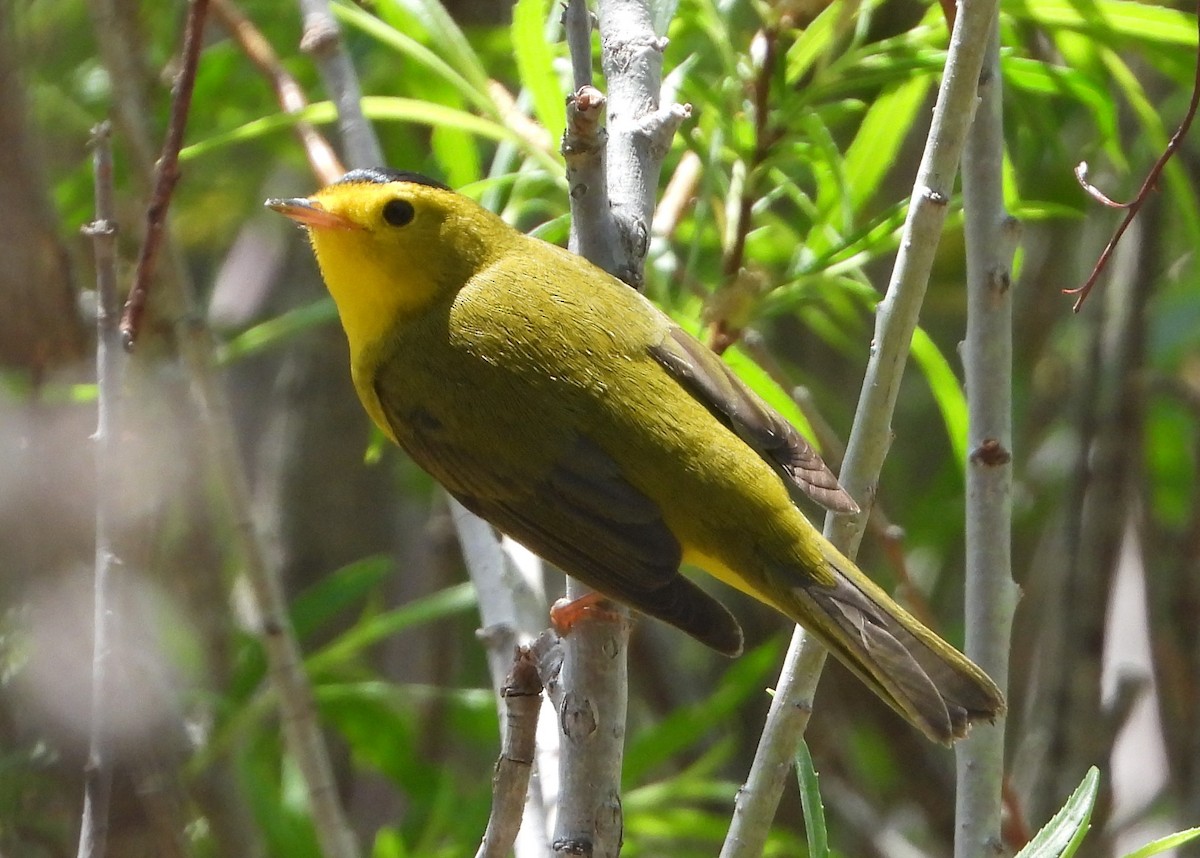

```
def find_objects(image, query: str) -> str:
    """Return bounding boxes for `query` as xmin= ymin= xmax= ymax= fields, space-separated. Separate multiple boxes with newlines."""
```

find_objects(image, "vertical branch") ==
xmin=954 ymin=20 xmax=1020 ymax=858
xmin=555 ymin=2 xmax=630 ymax=853
xmin=476 ymin=647 xmax=546 ymax=858
xmin=553 ymin=2 xmax=691 ymax=855
xmin=562 ymin=0 xmax=619 ymax=273
xmin=721 ymin=1 xmax=1004 ymax=854
xmin=77 ymin=121 xmax=121 ymax=858
xmin=451 ymin=500 xmax=553 ymax=857
xmin=596 ymin=0 xmax=690 ymax=290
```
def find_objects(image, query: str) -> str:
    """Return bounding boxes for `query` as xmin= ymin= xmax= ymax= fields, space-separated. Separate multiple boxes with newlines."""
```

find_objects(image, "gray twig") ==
xmin=954 ymin=20 xmax=1020 ymax=858
xmin=76 ymin=120 xmax=121 ymax=858
xmin=476 ymin=647 xmax=546 ymax=858
xmin=297 ymin=0 xmax=383 ymax=169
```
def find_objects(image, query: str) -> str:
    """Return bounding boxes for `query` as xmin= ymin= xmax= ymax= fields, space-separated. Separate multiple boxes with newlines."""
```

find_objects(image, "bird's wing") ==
xmin=374 ymin=394 xmax=745 ymax=656
xmin=649 ymin=325 xmax=859 ymax=514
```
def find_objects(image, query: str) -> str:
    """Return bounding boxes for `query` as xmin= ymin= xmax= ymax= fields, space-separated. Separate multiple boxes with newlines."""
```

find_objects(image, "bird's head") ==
xmin=268 ymin=168 xmax=516 ymax=358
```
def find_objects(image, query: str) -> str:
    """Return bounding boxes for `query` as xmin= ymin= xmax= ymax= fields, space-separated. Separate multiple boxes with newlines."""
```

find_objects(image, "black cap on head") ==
xmin=334 ymin=168 xmax=451 ymax=191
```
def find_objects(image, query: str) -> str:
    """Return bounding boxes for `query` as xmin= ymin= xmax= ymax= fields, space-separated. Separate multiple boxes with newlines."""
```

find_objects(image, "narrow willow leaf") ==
xmin=838 ymin=75 xmax=931 ymax=218
xmin=786 ymin=0 xmax=842 ymax=84
xmin=910 ymin=326 xmax=968 ymax=477
xmin=306 ymin=583 xmax=477 ymax=674
xmin=512 ymin=0 xmax=566 ymax=144
xmin=374 ymin=0 xmax=492 ymax=96
xmin=795 ymin=740 xmax=830 ymax=858
xmin=1003 ymin=0 xmax=1197 ymax=46
xmin=1014 ymin=767 xmax=1100 ymax=858
xmin=333 ymin=2 xmax=491 ymax=113
xmin=217 ymin=298 xmax=338 ymax=364
xmin=1122 ymin=827 xmax=1200 ymax=858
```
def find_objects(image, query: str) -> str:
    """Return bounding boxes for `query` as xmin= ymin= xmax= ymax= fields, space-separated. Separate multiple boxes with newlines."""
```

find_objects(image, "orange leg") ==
xmin=549 ymin=591 xmax=621 ymax=637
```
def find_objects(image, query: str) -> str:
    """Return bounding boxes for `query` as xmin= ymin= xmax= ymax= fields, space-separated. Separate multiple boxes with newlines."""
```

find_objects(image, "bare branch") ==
xmin=1066 ymin=8 xmax=1200 ymax=311
xmin=476 ymin=647 xmax=545 ymax=858
xmin=119 ymin=0 xmax=210 ymax=350
xmin=297 ymin=0 xmax=384 ymax=168
xmin=76 ymin=120 xmax=121 ymax=858
xmin=954 ymin=21 xmax=1020 ymax=858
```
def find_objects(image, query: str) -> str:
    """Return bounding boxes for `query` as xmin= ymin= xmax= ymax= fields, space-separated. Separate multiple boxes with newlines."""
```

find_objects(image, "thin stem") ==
xmin=476 ymin=647 xmax=545 ymax=858
xmin=77 ymin=121 xmax=121 ymax=858
xmin=954 ymin=20 xmax=1019 ymax=858
xmin=119 ymin=0 xmax=210 ymax=349
xmin=1066 ymin=6 xmax=1200 ymax=311
xmin=721 ymin=1 xmax=1004 ymax=853
xmin=297 ymin=0 xmax=384 ymax=169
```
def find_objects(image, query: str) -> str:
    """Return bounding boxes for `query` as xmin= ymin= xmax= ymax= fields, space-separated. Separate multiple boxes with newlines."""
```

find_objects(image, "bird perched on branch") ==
xmin=268 ymin=167 xmax=1004 ymax=743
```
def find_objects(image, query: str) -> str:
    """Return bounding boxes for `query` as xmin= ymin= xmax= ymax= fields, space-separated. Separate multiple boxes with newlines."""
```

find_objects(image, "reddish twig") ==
xmin=209 ymin=0 xmax=342 ymax=185
xmin=119 ymin=0 xmax=210 ymax=350
xmin=1066 ymin=7 xmax=1200 ymax=312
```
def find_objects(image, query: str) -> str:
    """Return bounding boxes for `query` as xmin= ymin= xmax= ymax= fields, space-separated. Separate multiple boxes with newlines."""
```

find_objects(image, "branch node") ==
xmin=968 ymin=438 xmax=1012 ymax=467
xmin=300 ymin=13 xmax=341 ymax=56
xmin=921 ymin=186 xmax=950 ymax=206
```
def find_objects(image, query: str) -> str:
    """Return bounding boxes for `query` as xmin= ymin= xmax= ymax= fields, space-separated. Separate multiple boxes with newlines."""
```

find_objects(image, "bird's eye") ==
xmin=381 ymin=199 xmax=415 ymax=227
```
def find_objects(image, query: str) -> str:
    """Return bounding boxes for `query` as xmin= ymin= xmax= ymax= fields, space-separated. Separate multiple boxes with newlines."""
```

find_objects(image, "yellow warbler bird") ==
xmin=267 ymin=168 xmax=1004 ymax=743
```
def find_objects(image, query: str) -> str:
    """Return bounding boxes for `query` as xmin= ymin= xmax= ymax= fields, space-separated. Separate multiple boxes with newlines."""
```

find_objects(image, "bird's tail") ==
xmin=781 ymin=546 xmax=1006 ymax=745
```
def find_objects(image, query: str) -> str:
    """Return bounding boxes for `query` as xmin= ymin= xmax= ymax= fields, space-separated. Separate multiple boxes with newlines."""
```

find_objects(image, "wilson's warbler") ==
xmin=267 ymin=168 xmax=1004 ymax=743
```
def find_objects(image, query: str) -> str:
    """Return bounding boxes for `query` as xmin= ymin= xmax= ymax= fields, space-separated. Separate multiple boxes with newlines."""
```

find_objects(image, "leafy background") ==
xmin=1 ymin=0 xmax=1198 ymax=855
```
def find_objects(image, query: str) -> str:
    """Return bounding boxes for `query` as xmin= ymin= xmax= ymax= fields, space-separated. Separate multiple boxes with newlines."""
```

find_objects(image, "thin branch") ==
xmin=297 ymin=0 xmax=384 ymax=168
xmin=119 ymin=0 xmax=210 ymax=349
xmin=563 ymin=83 xmax=620 ymax=272
xmin=77 ymin=120 xmax=121 ymax=858
xmin=721 ymin=1 xmax=1005 ymax=853
xmin=954 ymin=20 xmax=1020 ymax=858
xmin=1066 ymin=6 xmax=1200 ymax=312
xmin=551 ymin=2 xmax=689 ymax=855
xmin=562 ymin=0 xmax=620 ymax=274
xmin=210 ymin=0 xmax=343 ymax=185
xmin=451 ymin=500 xmax=553 ymax=857
xmin=476 ymin=646 xmax=545 ymax=858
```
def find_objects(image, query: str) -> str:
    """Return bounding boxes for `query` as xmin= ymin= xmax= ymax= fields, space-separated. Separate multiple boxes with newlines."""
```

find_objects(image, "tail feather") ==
xmin=787 ymin=556 xmax=1005 ymax=744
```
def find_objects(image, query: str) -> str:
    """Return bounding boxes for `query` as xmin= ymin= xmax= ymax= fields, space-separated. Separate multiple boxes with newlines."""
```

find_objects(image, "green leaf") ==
xmin=1003 ymin=0 xmax=1198 ymax=47
xmin=795 ymin=740 xmax=830 ymax=858
xmin=306 ymin=582 xmax=477 ymax=674
xmin=910 ymin=326 xmax=967 ymax=477
xmin=333 ymin=2 xmax=491 ymax=112
xmin=291 ymin=555 xmax=394 ymax=642
xmin=217 ymin=298 xmax=339 ymax=364
xmin=623 ymin=639 xmax=781 ymax=785
xmin=837 ymin=74 xmax=932 ymax=219
xmin=373 ymin=0 xmax=493 ymax=97
xmin=785 ymin=0 xmax=842 ymax=84
xmin=1122 ymin=827 xmax=1200 ymax=858
xmin=1014 ymin=767 xmax=1100 ymax=858
xmin=512 ymin=0 xmax=566 ymax=144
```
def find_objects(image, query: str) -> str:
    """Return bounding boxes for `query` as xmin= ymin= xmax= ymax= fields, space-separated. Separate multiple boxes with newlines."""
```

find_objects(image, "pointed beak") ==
xmin=265 ymin=197 xmax=362 ymax=231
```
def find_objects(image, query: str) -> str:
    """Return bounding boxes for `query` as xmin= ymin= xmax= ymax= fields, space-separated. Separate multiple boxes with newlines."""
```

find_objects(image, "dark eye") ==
xmin=381 ymin=198 xmax=415 ymax=227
